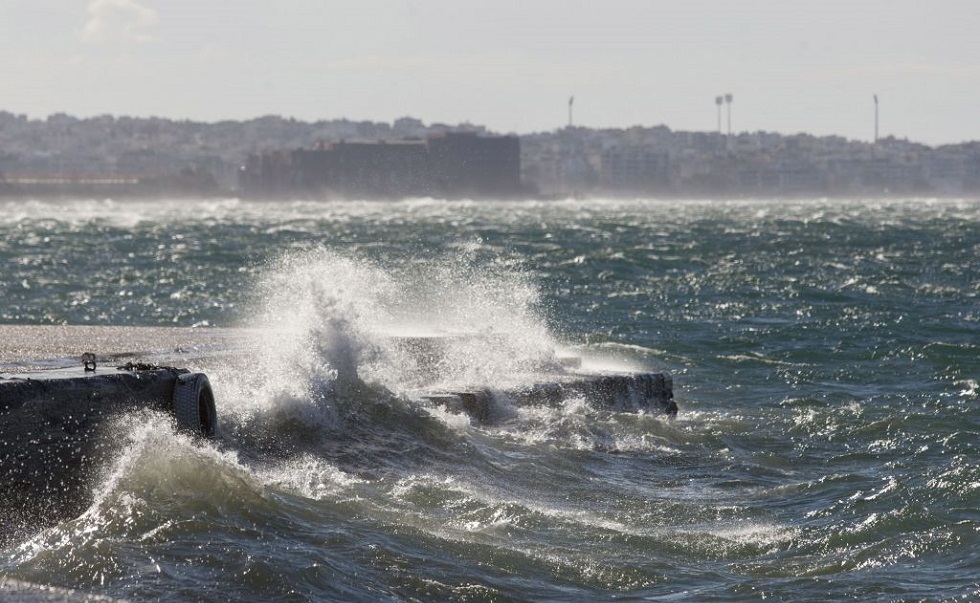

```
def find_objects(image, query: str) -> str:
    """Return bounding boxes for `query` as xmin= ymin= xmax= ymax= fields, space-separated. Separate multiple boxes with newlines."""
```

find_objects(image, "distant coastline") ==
xmin=1 ymin=111 xmax=978 ymax=199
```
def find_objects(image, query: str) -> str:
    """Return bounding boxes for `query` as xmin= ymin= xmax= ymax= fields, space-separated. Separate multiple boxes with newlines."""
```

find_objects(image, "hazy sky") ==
xmin=2 ymin=0 xmax=978 ymax=145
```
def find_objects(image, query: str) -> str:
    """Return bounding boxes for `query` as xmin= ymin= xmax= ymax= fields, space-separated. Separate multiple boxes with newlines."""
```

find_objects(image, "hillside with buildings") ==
xmin=1 ymin=110 xmax=978 ymax=198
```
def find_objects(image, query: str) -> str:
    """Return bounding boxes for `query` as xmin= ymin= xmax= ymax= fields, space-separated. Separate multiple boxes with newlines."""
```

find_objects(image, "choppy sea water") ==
xmin=1 ymin=197 xmax=979 ymax=602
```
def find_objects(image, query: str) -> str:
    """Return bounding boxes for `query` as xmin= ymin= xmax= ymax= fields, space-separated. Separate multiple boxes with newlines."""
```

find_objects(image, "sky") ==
xmin=2 ymin=0 xmax=979 ymax=146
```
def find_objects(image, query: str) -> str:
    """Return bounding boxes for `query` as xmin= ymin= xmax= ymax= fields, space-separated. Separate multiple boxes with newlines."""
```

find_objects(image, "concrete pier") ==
xmin=389 ymin=334 xmax=676 ymax=421
xmin=419 ymin=372 xmax=675 ymax=423
xmin=1 ymin=326 xmax=224 ymax=543
xmin=0 ymin=325 xmax=675 ymax=542
xmin=0 ymin=325 xmax=238 ymax=370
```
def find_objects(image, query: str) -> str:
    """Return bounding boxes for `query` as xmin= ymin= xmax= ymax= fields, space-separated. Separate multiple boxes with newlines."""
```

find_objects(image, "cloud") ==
xmin=80 ymin=0 xmax=158 ymax=44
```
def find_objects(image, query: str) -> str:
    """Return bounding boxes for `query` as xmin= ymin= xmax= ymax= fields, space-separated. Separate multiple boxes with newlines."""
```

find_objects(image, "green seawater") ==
xmin=1 ymin=197 xmax=979 ymax=601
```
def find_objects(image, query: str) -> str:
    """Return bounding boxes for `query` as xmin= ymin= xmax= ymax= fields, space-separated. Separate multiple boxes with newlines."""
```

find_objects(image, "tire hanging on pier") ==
xmin=172 ymin=372 xmax=217 ymax=438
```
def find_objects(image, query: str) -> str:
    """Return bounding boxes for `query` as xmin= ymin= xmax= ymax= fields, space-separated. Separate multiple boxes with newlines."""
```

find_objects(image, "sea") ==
xmin=1 ymin=196 xmax=979 ymax=602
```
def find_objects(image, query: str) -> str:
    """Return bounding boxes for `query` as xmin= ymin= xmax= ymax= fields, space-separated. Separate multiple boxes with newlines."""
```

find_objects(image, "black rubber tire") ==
xmin=172 ymin=372 xmax=217 ymax=438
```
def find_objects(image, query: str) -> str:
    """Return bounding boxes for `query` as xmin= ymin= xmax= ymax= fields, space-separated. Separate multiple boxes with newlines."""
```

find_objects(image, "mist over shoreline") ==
xmin=1 ymin=111 xmax=978 ymax=199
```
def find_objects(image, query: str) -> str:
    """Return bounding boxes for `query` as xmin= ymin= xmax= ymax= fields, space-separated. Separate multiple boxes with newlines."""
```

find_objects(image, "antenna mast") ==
xmin=715 ymin=96 xmax=723 ymax=133
xmin=725 ymin=93 xmax=733 ymax=137
xmin=873 ymin=94 xmax=879 ymax=143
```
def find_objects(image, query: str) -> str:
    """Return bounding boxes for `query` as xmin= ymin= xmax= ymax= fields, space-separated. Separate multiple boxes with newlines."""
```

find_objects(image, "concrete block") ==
xmin=419 ymin=371 xmax=675 ymax=423
xmin=0 ymin=362 xmax=215 ymax=543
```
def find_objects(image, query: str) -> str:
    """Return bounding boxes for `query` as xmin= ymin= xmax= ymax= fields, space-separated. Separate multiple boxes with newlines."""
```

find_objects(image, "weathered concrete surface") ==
xmin=514 ymin=372 xmax=674 ymax=412
xmin=0 ymin=324 xmax=238 ymax=370
xmin=0 ymin=364 xmax=188 ymax=543
xmin=0 ymin=325 xmax=234 ymax=543
xmin=420 ymin=372 xmax=676 ymax=423
xmin=389 ymin=334 xmax=676 ymax=420
xmin=0 ymin=325 xmax=675 ymax=540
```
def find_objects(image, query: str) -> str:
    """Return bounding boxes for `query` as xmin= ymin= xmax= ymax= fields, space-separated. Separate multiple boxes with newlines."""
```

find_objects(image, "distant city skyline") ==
xmin=2 ymin=0 xmax=978 ymax=146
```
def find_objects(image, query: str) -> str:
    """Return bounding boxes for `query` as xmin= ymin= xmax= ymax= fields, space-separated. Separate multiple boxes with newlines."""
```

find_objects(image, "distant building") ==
xmin=240 ymin=132 xmax=523 ymax=199
xmin=600 ymin=146 xmax=670 ymax=193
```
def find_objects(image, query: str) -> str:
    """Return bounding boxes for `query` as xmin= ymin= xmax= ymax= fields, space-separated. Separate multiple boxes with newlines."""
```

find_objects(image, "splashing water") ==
xmin=4 ymin=197 xmax=980 ymax=602
xmin=224 ymin=246 xmax=562 ymax=403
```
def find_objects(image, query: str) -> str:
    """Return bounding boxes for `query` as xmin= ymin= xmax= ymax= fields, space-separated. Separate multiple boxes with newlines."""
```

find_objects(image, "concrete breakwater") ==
xmin=420 ymin=372 xmax=676 ymax=423
xmin=389 ymin=333 xmax=676 ymax=420
xmin=1 ymin=364 xmax=217 ymax=544
xmin=0 ymin=326 xmax=228 ymax=544
xmin=0 ymin=325 xmax=238 ymax=371
xmin=0 ymin=325 xmax=675 ymax=544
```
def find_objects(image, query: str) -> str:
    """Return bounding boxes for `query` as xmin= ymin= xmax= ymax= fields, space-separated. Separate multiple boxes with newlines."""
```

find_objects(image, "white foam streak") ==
xmin=254 ymin=454 xmax=364 ymax=500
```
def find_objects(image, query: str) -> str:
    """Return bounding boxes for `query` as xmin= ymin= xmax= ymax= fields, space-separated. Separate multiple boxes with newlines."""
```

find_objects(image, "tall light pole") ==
xmin=725 ymin=93 xmax=733 ymax=137
xmin=715 ymin=96 xmax=723 ymax=134
xmin=568 ymin=96 xmax=574 ymax=128
xmin=873 ymin=94 xmax=879 ymax=143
